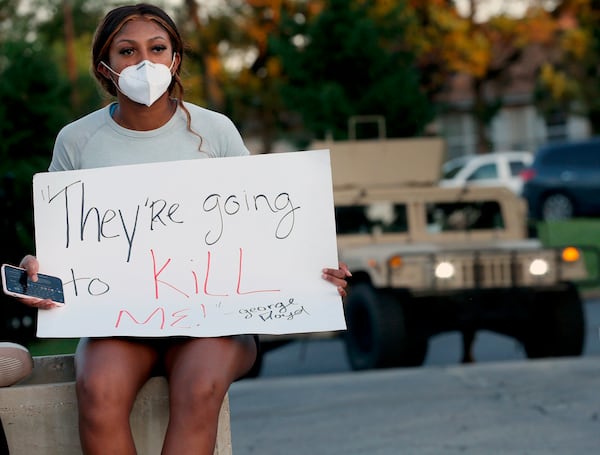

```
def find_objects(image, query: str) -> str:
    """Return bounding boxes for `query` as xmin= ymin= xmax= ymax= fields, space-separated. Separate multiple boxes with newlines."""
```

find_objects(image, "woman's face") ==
xmin=105 ymin=18 xmax=177 ymax=73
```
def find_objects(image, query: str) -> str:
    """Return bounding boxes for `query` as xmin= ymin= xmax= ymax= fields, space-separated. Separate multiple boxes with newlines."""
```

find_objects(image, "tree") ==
xmin=0 ymin=35 xmax=73 ymax=340
xmin=576 ymin=0 xmax=600 ymax=133
xmin=34 ymin=0 xmax=106 ymax=117
xmin=409 ymin=1 xmax=557 ymax=152
xmin=0 ymin=38 xmax=72 ymax=253
xmin=272 ymin=0 xmax=433 ymax=141
xmin=535 ymin=0 xmax=600 ymax=134
xmin=230 ymin=0 xmax=289 ymax=153
xmin=0 ymin=0 xmax=106 ymax=258
xmin=178 ymin=0 xmax=230 ymax=110
xmin=178 ymin=0 xmax=300 ymax=153
xmin=177 ymin=0 xmax=276 ymax=150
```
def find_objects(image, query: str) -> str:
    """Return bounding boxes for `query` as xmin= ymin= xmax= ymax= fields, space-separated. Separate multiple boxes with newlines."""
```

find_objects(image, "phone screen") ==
xmin=1 ymin=264 xmax=65 ymax=304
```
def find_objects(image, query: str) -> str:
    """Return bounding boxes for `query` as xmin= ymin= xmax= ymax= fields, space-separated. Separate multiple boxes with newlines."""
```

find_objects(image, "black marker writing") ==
xmin=203 ymin=191 xmax=301 ymax=245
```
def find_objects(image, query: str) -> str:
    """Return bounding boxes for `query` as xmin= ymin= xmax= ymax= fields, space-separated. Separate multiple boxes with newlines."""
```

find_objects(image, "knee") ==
xmin=76 ymin=372 xmax=129 ymax=422
xmin=170 ymin=376 xmax=227 ymax=417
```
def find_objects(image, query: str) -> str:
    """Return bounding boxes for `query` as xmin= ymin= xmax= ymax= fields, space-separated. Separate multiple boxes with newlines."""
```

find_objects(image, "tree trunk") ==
xmin=472 ymin=78 xmax=491 ymax=153
xmin=184 ymin=0 xmax=224 ymax=111
xmin=63 ymin=0 xmax=79 ymax=110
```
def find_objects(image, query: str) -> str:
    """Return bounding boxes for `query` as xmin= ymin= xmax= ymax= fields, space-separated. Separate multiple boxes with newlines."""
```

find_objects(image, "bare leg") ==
xmin=161 ymin=335 xmax=257 ymax=455
xmin=75 ymin=338 xmax=158 ymax=455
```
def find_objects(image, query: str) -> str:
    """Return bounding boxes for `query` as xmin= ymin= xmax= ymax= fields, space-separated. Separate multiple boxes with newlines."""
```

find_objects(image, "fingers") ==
xmin=322 ymin=262 xmax=352 ymax=297
xmin=339 ymin=262 xmax=352 ymax=278
xmin=19 ymin=255 xmax=40 ymax=281
xmin=322 ymin=263 xmax=352 ymax=280
xmin=15 ymin=256 xmax=60 ymax=308
xmin=20 ymin=297 xmax=61 ymax=310
xmin=321 ymin=268 xmax=344 ymax=283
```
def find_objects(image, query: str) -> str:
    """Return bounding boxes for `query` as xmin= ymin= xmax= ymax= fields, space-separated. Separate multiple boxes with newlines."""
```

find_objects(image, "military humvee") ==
xmin=323 ymin=138 xmax=598 ymax=370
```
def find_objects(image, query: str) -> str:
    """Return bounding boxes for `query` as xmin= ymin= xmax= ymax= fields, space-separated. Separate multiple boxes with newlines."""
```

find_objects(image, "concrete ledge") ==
xmin=0 ymin=355 xmax=232 ymax=455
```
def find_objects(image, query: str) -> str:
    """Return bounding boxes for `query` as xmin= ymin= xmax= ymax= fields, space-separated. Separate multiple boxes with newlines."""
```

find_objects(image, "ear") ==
xmin=171 ymin=52 xmax=181 ymax=74
xmin=97 ymin=62 xmax=112 ymax=80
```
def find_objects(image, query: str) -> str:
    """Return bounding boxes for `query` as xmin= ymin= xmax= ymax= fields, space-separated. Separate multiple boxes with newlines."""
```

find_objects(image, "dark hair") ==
xmin=92 ymin=4 xmax=203 ymax=149
xmin=92 ymin=3 xmax=184 ymax=97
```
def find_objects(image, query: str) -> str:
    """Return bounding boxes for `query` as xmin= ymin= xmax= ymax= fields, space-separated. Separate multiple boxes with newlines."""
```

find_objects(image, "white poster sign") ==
xmin=32 ymin=150 xmax=346 ymax=338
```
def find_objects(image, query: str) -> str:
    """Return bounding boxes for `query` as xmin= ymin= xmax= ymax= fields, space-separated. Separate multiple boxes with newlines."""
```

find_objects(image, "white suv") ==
xmin=439 ymin=151 xmax=533 ymax=194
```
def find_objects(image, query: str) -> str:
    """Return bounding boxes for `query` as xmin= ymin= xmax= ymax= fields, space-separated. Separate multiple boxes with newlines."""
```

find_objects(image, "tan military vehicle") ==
xmin=324 ymin=138 xmax=598 ymax=370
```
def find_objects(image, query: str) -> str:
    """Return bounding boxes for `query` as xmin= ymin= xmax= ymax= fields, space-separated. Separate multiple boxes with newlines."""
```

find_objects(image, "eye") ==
xmin=152 ymin=44 xmax=168 ymax=53
xmin=118 ymin=47 xmax=135 ymax=56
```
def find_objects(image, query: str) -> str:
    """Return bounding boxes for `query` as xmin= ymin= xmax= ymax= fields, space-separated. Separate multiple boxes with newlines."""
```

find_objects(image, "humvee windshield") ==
xmin=425 ymin=200 xmax=504 ymax=232
xmin=335 ymin=202 xmax=408 ymax=234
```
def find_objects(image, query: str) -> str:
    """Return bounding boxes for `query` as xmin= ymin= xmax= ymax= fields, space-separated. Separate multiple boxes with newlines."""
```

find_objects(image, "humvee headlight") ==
xmin=435 ymin=261 xmax=455 ymax=279
xmin=561 ymin=247 xmax=580 ymax=263
xmin=388 ymin=255 xmax=402 ymax=269
xmin=529 ymin=258 xmax=549 ymax=276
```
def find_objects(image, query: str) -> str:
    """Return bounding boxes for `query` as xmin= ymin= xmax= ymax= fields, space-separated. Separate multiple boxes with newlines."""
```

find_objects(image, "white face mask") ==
xmin=101 ymin=56 xmax=175 ymax=106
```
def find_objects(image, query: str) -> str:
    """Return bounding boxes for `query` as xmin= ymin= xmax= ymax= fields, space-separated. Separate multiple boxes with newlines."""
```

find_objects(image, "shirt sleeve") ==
xmin=217 ymin=114 xmax=250 ymax=157
xmin=48 ymin=128 xmax=77 ymax=172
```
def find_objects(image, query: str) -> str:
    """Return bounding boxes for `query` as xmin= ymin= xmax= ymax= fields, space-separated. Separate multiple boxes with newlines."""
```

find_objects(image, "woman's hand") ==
xmin=16 ymin=255 xmax=60 ymax=309
xmin=322 ymin=262 xmax=351 ymax=298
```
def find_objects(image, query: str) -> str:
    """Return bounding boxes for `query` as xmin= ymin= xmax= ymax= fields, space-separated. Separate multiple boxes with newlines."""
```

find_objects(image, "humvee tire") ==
xmin=523 ymin=283 xmax=585 ymax=358
xmin=344 ymin=283 xmax=427 ymax=369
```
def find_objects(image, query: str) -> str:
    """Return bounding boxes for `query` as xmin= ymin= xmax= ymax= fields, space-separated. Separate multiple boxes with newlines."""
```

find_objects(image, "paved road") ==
xmin=229 ymin=357 xmax=600 ymax=454
xmin=257 ymin=299 xmax=600 ymax=378
xmin=227 ymin=300 xmax=600 ymax=454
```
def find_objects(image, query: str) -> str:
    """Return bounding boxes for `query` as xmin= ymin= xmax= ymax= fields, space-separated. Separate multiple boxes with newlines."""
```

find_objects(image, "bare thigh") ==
xmin=75 ymin=337 xmax=159 ymax=408
xmin=164 ymin=335 xmax=257 ymax=387
xmin=159 ymin=335 xmax=257 ymax=454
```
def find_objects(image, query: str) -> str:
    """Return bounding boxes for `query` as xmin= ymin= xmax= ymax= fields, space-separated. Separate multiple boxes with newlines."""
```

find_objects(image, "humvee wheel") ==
xmin=344 ymin=283 xmax=427 ymax=370
xmin=523 ymin=283 xmax=585 ymax=358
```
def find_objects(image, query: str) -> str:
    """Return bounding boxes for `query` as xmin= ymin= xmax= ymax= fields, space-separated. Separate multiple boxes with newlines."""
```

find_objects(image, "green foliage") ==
xmin=0 ymin=20 xmax=75 ymax=340
xmin=575 ymin=1 xmax=600 ymax=133
xmin=34 ymin=0 xmax=105 ymax=41
xmin=0 ymin=39 xmax=71 ymax=259
xmin=273 ymin=0 xmax=433 ymax=140
xmin=0 ymin=0 xmax=34 ymax=41
xmin=0 ymin=0 xmax=104 ymax=264
xmin=532 ymin=1 xmax=600 ymax=134
xmin=34 ymin=0 xmax=106 ymax=117
xmin=26 ymin=338 xmax=79 ymax=356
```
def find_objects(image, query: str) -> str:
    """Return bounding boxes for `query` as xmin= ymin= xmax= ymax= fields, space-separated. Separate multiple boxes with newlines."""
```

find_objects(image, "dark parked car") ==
xmin=521 ymin=137 xmax=600 ymax=220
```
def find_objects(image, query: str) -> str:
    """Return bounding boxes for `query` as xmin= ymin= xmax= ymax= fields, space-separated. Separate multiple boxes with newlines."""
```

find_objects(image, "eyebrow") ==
xmin=114 ymin=36 xmax=169 ymax=46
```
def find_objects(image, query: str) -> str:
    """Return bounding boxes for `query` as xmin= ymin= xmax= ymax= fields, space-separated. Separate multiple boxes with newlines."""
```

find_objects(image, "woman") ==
xmin=17 ymin=4 xmax=350 ymax=454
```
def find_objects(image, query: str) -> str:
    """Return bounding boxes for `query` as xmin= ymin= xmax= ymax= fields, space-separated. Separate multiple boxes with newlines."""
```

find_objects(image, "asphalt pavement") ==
xmin=229 ymin=356 xmax=600 ymax=454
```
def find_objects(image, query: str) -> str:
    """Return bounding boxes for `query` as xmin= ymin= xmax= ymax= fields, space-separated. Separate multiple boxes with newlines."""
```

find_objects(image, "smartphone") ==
xmin=1 ymin=264 xmax=65 ymax=305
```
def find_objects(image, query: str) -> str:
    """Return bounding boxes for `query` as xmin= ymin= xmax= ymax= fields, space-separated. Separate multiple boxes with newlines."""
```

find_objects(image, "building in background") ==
xmin=433 ymin=40 xmax=590 ymax=160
